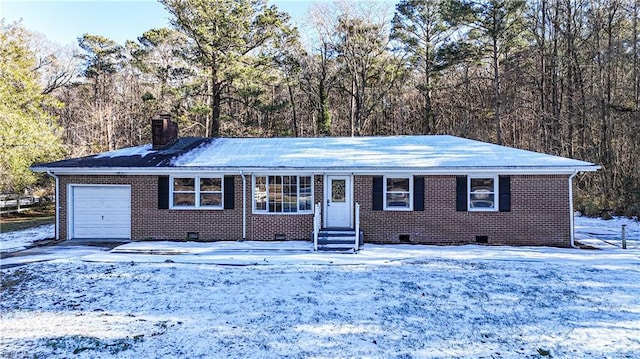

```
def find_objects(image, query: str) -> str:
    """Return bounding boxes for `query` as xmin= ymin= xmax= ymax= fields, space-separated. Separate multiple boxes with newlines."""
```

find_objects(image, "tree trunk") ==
xmin=634 ymin=0 xmax=639 ymax=110
xmin=492 ymin=37 xmax=502 ymax=145
xmin=107 ymin=112 xmax=115 ymax=151
xmin=423 ymin=41 xmax=433 ymax=135
xmin=565 ymin=0 xmax=575 ymax=157
xmin=350 ymin=78 xmax=357 ymax=136
xmin=210 ymin=63 xmax=221 ymax=137
xmin=318 ymin=84 xmax=331 ymax=136
xmin=550 ymin=0 xmax=561 ymax=153
xmin=287 ymin=83 xmax=299 ymax=137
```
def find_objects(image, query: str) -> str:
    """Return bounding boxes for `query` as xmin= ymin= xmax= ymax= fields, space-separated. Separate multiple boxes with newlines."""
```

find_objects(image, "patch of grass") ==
xmin=43 ymin=335 xmax=144 ymax=355
xmin=0 ymin=268 xmax=33 ymax=294
xmin=0 ymin=205 xmax=55 ymax=233
xmin=537 ymin=348 xmax=551 ymax=356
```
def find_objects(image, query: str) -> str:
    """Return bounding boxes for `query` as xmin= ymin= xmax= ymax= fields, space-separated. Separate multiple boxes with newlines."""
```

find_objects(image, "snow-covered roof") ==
xmin=32 ymin=135 xmax=599 ymax=174
xmin=94 ymin=144 xmax=154 ymax=159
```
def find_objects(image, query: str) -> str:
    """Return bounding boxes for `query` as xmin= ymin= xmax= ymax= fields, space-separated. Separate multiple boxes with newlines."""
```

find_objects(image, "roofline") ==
xmin=31 ymin=165 xmax=601 ymax=176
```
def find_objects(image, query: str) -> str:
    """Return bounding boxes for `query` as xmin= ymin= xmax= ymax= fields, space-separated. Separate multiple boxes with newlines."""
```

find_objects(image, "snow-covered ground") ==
xmin=0 ymin=224 xmax=54 ymax=253
xmin=574 ymin=214 xmax=640 ymax=249
xmin=1 ymin=216 xmax=639 ymax=358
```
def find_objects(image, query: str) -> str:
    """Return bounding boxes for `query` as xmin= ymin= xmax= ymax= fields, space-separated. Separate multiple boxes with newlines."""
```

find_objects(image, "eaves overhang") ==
xmin=31 ymin=164 xmax=601 ymax=176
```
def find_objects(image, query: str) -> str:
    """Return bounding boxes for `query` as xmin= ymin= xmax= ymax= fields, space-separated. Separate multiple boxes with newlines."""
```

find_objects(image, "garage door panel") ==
xmin=103 ymin=215 xmax=129 ymax=224
xmin=110 ymin=228 xmax=130 ymax=237
xmin=114 ymin=215 xmax=130 ymax=223
xmin=103 ymin=198 xmax=129 ymax=209
xmin=71 ymin=186 xmax=131 ymax=239
xmin=75 ymin=199 xmax=92 ymax=210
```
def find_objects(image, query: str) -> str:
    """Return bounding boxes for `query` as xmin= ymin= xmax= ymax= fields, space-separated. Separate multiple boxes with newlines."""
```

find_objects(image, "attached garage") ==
xmin=69 ymin=185 xmax=131 ymax=239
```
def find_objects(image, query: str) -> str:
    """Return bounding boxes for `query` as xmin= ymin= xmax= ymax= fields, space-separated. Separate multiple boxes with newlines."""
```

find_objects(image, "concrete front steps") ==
xmin=316 ymin=229 xmax=364 ymax=252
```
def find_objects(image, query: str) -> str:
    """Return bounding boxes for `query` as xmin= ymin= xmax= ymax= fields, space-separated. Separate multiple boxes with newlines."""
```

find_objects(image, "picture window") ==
xmin=254 ymin=175 xmax=313 ymax=213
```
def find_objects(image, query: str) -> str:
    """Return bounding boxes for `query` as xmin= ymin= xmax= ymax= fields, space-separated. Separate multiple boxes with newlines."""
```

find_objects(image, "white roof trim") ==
xmin=32 ymin=165 xmax=600 ymax=176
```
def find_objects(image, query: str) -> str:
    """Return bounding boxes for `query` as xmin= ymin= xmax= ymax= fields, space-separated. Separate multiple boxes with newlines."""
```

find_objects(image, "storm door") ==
xmin=325 ymin=175 xmax=352 ymax=228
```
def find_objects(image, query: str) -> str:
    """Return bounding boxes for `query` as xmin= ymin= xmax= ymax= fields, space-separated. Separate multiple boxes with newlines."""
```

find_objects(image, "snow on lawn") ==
xmin=2 ymin=249 xmax=639 ymax=358
xmin=1 ymin=216 xmax=639 ymax=358
xmin=575 ymin=214 xmax=640 ymax=249
xmin=0 ymin=224 xmax=54 ymax=253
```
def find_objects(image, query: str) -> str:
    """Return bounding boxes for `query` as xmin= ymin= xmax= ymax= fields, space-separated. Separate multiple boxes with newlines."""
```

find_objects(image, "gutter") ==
xmin=569 ymin=170 xmax=578 ymax=248
xmin=46 ymin=170 xmax=60 ymax=240
xmin=30 ymin=165 xmax=601 ymax=176
xmin=241 ymin=171 xmax=247 ymax=240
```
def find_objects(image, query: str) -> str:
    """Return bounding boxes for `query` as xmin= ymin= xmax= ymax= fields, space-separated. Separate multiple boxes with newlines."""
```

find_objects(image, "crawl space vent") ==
xmin=475 ymin=235 xmax=488 ymax=244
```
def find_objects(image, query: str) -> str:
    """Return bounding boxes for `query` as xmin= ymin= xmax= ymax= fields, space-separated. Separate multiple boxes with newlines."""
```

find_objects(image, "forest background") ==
xmin=1 ymin=0 xmax=638 ymax=218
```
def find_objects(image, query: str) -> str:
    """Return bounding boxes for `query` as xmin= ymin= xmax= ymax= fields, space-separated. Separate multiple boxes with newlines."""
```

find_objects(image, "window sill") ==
xmin=252 ymin=211 xmax=314 ymax=215
xmin=170 ymin=206 xmax=224 ymax=210
xmin=468 ymin=208 xmax=498 ymax=212
xmin=384 ymin=207 xmax=413 ymax=211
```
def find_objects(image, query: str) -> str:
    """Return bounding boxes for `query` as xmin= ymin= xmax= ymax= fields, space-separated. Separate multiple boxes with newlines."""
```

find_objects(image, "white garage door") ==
xmin=71 ymin=185 xmax=131 ymax=239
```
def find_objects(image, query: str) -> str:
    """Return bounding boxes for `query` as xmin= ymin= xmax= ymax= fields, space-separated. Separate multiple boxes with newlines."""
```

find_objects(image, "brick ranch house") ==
xmin=31 ymin=118 xmax=599 ymax=249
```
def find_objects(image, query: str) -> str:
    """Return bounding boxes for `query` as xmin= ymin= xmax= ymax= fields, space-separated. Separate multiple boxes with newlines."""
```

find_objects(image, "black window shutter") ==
xmin=499 ymin=176 xmax=511 ymax=212
xmin=413 ymin=176 xmax=425 ymax=211
xmin=158 ymin=176 xmax=169 ymax=209
xmin=372 ymin=176 xmax=383 ymax=211
xmin=456 ymin=176 xmax=467 ymax=211
xmin=224 ymin=176 xmax=235 ymax=209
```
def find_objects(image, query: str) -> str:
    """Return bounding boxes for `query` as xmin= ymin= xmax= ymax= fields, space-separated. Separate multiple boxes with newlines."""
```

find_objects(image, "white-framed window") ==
xmin=384 ymin=175 xmax=413 ymax=210
xmin=171 ymin=176 xmax=223 ymax=209
xmin=468 ymin=175 xmax=498 ymax=211
xmin=253 ymin=175 xmax=313 ymax=214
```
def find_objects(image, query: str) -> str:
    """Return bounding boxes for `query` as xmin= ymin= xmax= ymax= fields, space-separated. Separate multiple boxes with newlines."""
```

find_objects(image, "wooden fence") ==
xmin=0 ymin=195 xmax=52 ymax=214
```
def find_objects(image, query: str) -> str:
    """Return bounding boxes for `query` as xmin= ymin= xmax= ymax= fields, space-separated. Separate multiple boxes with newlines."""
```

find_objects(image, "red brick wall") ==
xmin=59 ymin=175 xmax=243 ymax=241
xmin=58 ymin=174 xmax=570 ymax=246
xmin=354 ymin=175 xmax=571 ymax=247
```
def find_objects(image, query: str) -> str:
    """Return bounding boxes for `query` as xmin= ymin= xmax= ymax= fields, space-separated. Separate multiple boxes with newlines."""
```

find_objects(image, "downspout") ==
xmin=46 ymin=170 xmax=60 ymax=240
xmin=569 ymin=170 xmax=578 ymax=248
xmin=241 ymin=171 xmax=247 ymax=240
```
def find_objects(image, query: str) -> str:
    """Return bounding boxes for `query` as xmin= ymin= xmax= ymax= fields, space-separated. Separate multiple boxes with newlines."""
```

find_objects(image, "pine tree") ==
xmin=160 ymin=0 xmax=295 ymax=137
xmin=0 ymin=22 xmax=65 ymax=193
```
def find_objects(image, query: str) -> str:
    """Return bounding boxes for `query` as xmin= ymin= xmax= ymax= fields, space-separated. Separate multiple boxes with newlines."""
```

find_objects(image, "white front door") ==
xmin=325 ymin=175 xmax=352 ymax=228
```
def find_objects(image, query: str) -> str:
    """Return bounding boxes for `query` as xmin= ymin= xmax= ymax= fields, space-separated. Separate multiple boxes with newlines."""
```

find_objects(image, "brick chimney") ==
xmin=151 ymin=114 xmax=178 ymax=150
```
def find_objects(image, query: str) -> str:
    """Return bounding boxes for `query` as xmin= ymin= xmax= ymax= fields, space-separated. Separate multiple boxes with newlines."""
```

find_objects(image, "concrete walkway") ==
xmin=0 ymin=240 xmax=118 ymax=269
